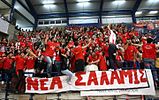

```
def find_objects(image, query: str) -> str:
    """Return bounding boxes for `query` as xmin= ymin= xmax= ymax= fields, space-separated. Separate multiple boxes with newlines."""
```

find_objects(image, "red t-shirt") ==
xmin=72 ymin=45 xmax=84 ymax=60
xmin=129 ymin=32 xmax=134 ymax=38
xmin=3 ymin=57 xmax=13 ymax=70
xmin=25 ymin=57 xmax=35 ymax=69
xmin=134 ymin=31 xmax=139 ymax=37
xmin=103 ymin=45 xmax=109 ymax=57
xmin=0 ymin=52 xmax=4 ymax=56
xmin=122 ymin=35 xmax=128 ymax=44
xmin=68 ymin=41 xmax=74 ymax=48
xmin=27 ymin=42 xmax=33 ymax=50
xmin=88 ymin=55 xmax=98 ymax=63
xmin=142 ymin=43 xmax=156 ymax=59
xmin=0 ymin=57 xmax=4 ymax=69
xmin=125 ymin=45 xmax=137 ymax=61
xmin=44 ymin=41 xmax=55 ymax=57
xmin=15 ymin=55 xmax=25 ymax=70
xmin=20 ymin=42 xmax=26 ymax=48
xmin=54 ymin=42 xmax=60 ymax=47
xmin=88 ymin=31 xmax=94 ymax=37
xmin=18 ymin=35 xmax=23 ymax=40
xmin=98 ymin=54 xmax=107 ymax=71
xmin=116 ymin=50 xmax=122 ymax=61
xmin=116 ymin=55 xmax=122 ymax=61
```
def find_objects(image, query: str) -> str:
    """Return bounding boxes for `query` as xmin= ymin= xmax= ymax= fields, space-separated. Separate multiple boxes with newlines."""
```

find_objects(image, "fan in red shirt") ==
xmin=87 ymin=52 xmax=99 ymax=66
xmin=142 ymin=38 xmax=158 ymax=81
xmin=3 ymin=53 xmax=14 ymax=70
xmin=27 ymin=40 xmax=33 ymax=50
xmin=2 ymin=52 xmax=14 ymax=81
xmin=44 ymin=40 xmax=55 ymax=57
xmin=53 ymin=46 xmax=62 ymax=75
xmin=142 ymin=43 xmax=156 ymax=59
xmin=72 ymin=39 xmax=91 ymax=72
xmin=14 ymin=52 xmax=26 ymax=91
xmin=15 ymin=52 xmax=26 ymax=74
xmin=0 ymin=55 xmax=4 ymax=70
xmin=44 ymin=36 xmax=56 ymax=77
xmin=25 ymin=55 xmax=36 ymax=77
xmin=87 ymin=51 xmax=107 ymax=71
xmin=142 ymin=38 xmax=157 ymax=60
xmin=121 ymin=33 xmax=129 ymax=44
xmin=97 ymin=52 xmax=107 ymax=71
xmin=102 ymin=41 xmax=109 ymax=65
xmin=124 ymin=40 xmax=138 ymax=69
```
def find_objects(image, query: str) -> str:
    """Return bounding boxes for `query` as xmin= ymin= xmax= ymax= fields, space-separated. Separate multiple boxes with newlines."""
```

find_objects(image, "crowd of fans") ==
xmin=0 ymin=24 xmax=159 ymax=92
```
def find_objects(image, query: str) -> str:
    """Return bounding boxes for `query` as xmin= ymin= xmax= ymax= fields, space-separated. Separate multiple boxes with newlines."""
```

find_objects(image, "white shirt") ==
xmin=109 ymin=30 xmax=116 ymax=44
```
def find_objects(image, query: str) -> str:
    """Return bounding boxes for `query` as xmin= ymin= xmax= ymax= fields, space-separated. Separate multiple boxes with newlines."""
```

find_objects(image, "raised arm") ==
xmin=44 ymin=34 xmax=49 ymax=44
xmin=26 ymin=48 xmax=37 ymax=58
xmin=90 ymin=59 xmax=100 ymax=65
xmin=132 ymin=43 xmax=142 ymax=47
xmin=82 ymin=39 xmax=91 ymax=49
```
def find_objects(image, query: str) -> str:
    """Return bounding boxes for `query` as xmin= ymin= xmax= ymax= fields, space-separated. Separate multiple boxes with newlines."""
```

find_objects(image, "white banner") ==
xmin=25 ymin=69 xmax=154 ymax=95
xmin=81 ymin=69 xmax=156 ymax=96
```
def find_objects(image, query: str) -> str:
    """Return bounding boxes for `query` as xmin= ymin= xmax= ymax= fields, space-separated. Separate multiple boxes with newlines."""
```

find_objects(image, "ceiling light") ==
xmin=112 ymin=0 xmax=126 ymax=5
xmin=43 ymin=4 xmax=56 ymax=8
xmin=149 ymin=11 xmax=158 ymax=14
xmin=147 ymin=0 xmax=159 ymax=3
xmin=42 ymin=0 xmax=55 ymax=4
xmin=135 ymin=11 xmax=142 ymax=15
xmin=76 ymin=0 xmax=90 ymax=3
xmin=77 ymin=2 xmax=90 ymax=6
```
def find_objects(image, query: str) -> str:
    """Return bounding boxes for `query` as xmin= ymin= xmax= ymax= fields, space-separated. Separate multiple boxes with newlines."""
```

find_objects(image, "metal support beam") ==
xmin=17 ymin=0 xmax=37 ymax=29
xmin=132 ymin=0 xmax=142 ymax=23
xmin=34 ymin=19 xmax=38 ymax=30
xmin=99 ymin=0 xmax=104 ymax=24
xmin=9 ymin=0 xmax=16 ymax=22
xmin=64 ymin=0 xmax=69 ymax=25
xmin=131 ymin=12 xmax=136 ymax=23
xmin=1 ymin=0 xmax=11 ymax=8
xmin=1 ymin=0 xmax=35 ymax=28
xmin=17 ymin=0 xmax=32 ymax=15
xmin=15 ymin=9 xmax=34 ymax=25
xmin=25 ymin=0 xmax=37 ymax=29
xmin=25 ymin=0 xmax=37 ymax=17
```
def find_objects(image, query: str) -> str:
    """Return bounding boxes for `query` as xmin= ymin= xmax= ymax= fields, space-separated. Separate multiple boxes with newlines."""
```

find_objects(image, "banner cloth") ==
xmin=25 ymin=69 xmax=155 ymax=95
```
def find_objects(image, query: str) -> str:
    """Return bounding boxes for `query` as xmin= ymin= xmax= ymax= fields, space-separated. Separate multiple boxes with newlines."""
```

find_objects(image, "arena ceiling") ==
xmin=0 ymin=0 xmax=159 ymax=27
xmin=0 ymin=0 xmax=159 ymax=19
xmin=28 ymin=0 xmax=159 ymax=19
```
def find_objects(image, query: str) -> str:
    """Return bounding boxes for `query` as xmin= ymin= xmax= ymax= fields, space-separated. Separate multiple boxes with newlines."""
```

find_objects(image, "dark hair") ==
xmin=147 ymin=38 xmax=153 ymax=43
